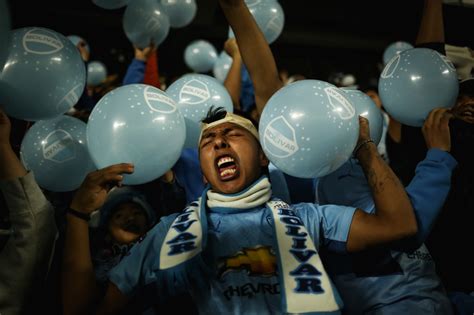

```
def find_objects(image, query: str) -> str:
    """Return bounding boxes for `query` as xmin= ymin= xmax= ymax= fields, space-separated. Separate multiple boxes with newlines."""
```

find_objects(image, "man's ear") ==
xmin=259 ymin=149 xmax=270 ymax=167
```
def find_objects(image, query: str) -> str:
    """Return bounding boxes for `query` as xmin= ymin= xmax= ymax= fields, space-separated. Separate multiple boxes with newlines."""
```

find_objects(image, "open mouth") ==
xmin=122 ymin=221 xmax=142 ymax=234
xmin=216 ymin=155 xmax=239 ymax=181
xmin=453 ymin=104 xmax=474 ymax=123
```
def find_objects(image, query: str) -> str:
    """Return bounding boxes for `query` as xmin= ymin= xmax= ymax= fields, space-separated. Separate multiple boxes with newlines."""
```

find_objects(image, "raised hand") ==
xmin=422 ymin=108 xmax=453 ymax=152
xmin=70 ymin=163 xmax=134 ymax=214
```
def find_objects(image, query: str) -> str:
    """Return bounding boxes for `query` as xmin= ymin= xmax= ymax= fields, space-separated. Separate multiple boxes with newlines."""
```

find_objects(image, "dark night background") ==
xmin=6 ymin=0 xmax=474 ymax=87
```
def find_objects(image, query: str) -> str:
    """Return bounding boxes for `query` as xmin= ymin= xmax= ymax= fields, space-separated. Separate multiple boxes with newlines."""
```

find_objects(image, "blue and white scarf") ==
xmin=159 ymin=176 xmax=341 ymax=314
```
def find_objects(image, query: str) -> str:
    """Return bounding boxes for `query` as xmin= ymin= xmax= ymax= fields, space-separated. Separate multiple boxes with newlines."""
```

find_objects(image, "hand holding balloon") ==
xmin=70 ymin=163 xmax=134 ymax=214
xmin=422 ymin=108 xmax=453 ymax=152
xmin=224 ymin=38 xmax=240 ymax=58
xmin=134 ymin=42 xmax=156 ymax=62
xmin=353 ymin=116 xmax=376 ymax=159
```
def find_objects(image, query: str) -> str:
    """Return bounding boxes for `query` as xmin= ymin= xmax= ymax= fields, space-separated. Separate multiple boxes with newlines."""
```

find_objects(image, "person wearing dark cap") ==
xmin=90 ymin=187 xmax=157 ymax=286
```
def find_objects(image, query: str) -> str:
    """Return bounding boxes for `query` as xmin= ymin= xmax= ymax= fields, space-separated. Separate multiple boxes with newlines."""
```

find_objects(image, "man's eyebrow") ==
xmin=202 ymin=131 xmax=215 ymax=139
xmin=202 ymin=127 xmax=237 ymax=139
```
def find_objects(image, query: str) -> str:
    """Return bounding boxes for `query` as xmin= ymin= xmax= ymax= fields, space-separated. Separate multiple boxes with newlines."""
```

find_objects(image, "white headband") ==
xmin=198 ymin=112 xmax=259 ymax=145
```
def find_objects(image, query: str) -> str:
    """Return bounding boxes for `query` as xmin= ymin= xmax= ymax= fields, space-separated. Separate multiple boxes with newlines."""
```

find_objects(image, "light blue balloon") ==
xmin=184 ymin=40 xmax=218 ymax=73
xmin=0 ymin=0 xmax=10 ymax=70
xmin=166 ymin=74 xmax=233 ymax=148
xmin=342 ymin=89 xmax=383 ymax=145
xmin=161 ymin=0 xmax=197 ymax=28
xmin=20 ymin=115 xmax=95 ymax=192
xmin=383 ymin=41 xmax=413 ymax=65
xmin=123 ymin=0 xmax=170 ymax=49
xmin=67 ymin=35 xmax=90 ymax=54
xmin=259 ymin=80 xmax=359 ymax=178
xmin=213 ymin=51 xmax=233 ymax=83
xmin=0 ymin=27 xmax=86 ymax=121
xmin=87 ymin=84 xmax=186 ymax=185
xmin=92 ymin=0 xmax=132 ymax=9
xmin=379 ymin=48 xmax=459 ymax=127
xmin=229 ymin=0 xmax=284 ymax=44
xmin=87 ymin=61 xmax=107 ymax=86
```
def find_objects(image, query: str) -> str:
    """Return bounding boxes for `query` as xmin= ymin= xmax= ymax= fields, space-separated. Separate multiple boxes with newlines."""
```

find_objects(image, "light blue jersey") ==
xmin=317 ymin=149 xmax=457 ymax=314
xmin=109 ymin=199 xmax=356 ymax=314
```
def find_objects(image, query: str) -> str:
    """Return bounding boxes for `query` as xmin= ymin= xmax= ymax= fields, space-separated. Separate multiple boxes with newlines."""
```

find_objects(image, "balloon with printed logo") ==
xmin=379 ymin=48 xmax=459 ymax=127
xmin=20 ymin=115 xmax=95 ymax=192
xmin=259 ymin=80 xmax=359 ymax=178
xmin=67 ymin=35 xmax=90 ymax=54
xmin=123 ymin=0 xmax=170 ymax=49
xmin=342 ymin=89 xmax=383 ymax=145
xmin=383 ymin=41 xmax=413 ymax=65
xmin=161 ymin=0 xmax=197 ymax=28
xmin=87 ymin=61 xmax=107 ymax=86
xmin=184 ymin=40 xmax=218 ymax=73
xmin=213 ymin=51 xmax=233 ymax=83
xmin=228 ymin=0 xmax=284 ymax=44
xmin=87 ymin=84 xmax=186 ymax=185
xmin=0 ymin=27 xmax=86 ymax=121
xmin=0 ymin=0 xmax=11 ymax=70
xmin=166 ymin=74 xmax=233 ymax=148
xmin=92 ymin=0 xmax=132 ymax=9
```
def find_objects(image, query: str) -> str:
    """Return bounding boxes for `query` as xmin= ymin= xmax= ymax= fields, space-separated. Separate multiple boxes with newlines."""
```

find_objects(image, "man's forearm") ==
xmin=416 ymin=0 xmax=444 ymax=45
xmin=62 ymin=215 xmax=100 ymax=315
xmin=219 ymin=0 xmax=283 ymax=114
xmin=357 ymin=142 xmax=417 ymax=238
xmin=224 ymin=54 xmax=243 ymax=110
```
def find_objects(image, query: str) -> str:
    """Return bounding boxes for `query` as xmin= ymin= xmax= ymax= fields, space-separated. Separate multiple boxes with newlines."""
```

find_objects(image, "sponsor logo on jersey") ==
xmin=218 ymin=246 xmax=277 ymax=279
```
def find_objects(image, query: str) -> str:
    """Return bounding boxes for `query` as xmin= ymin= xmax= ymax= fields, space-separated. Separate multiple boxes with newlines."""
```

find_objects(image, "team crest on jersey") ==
xmin=218 ymin=246 xmax=277 ymax=279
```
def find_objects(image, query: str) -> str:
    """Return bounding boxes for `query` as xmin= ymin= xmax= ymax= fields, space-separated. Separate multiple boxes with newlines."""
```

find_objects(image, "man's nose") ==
xmin=213 ymin=136 xmax=229 ymax=150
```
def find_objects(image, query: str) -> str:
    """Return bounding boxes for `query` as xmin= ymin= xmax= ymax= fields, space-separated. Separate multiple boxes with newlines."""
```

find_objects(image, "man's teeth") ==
xmin=220 ymin=168 xmax=236 ymax=177
xmin=218 ymin=156 xmax=235 ymax=167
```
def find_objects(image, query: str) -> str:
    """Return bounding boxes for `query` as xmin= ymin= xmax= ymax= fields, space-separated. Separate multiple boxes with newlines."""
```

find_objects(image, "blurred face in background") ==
xmin=108 ymin=202 xmax=149 ymax=245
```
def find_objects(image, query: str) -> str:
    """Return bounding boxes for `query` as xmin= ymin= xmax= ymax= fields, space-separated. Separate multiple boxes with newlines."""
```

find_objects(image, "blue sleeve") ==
xmin=405 ymin=148 xmax=457 ymax=246
xmin=122 ymin=59 xmax=146 ymax=85
xmin=318 ymin=150 xmax=457 ymax=250
xmin=296 ymin=203 xmax=356 ymax=254
xmin=108 ymin=213 xmax=179 ymax=297
xmin=239 ymin=65 xmax=256 ymax=112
